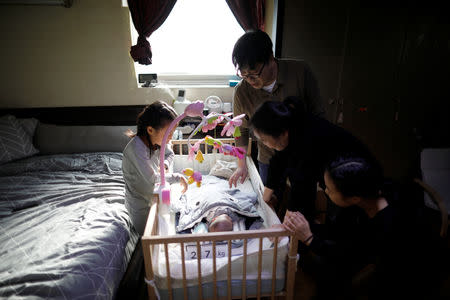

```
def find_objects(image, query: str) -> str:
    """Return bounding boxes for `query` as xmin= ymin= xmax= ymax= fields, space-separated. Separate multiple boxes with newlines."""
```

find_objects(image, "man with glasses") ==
xmin=229 ymin=29 xmax=325 ymax=214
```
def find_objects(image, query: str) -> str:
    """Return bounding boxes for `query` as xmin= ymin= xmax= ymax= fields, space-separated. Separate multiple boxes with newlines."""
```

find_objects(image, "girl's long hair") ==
xmin=126 ymin=100 xmax=177 ymax=155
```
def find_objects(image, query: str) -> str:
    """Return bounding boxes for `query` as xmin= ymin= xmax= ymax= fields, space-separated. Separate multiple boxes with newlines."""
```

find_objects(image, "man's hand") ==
xmin=180 ymin=176 xmax=188 ymax=194
xmin=228 ymin=165 xmax=248 ymax=187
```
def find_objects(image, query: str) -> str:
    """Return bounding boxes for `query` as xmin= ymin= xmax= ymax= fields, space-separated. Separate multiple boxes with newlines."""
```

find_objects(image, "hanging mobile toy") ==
xmin=158 ymin=100 xmax=246 ymax=204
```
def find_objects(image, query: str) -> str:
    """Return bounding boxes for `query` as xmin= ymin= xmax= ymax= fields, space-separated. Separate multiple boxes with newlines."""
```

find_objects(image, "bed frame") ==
xmin=142 ymin=138 xmax=299 ymax=300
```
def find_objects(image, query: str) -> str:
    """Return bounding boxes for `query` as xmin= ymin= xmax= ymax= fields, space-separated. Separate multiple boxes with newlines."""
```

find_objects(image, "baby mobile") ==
xmin=158 ymin=100 xmax=246 ymax=204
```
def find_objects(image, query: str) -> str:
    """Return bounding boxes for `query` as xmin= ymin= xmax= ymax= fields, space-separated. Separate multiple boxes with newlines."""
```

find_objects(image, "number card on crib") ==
xmin=185 ymin=243 xmax=229 ymax=260
xmin=184 ymin=241 xmax=247 ymax=260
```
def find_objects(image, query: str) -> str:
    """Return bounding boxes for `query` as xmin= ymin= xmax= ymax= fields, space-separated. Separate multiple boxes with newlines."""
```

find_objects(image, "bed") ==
xmin=0 ymin=111 xmax=142 ymax=299
xmin=142 ymin=139 xmax=299 ymax=300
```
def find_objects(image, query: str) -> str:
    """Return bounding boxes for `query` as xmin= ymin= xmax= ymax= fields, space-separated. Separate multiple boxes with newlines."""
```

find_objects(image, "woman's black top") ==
xmin=305 ymin=189 xmax=447 ymax=299
xmin=266 ymin=114 xmax=373 ymax=219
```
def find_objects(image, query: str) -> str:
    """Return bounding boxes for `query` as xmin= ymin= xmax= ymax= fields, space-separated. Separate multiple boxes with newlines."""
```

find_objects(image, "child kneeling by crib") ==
xmin=122 ymin=101 xmax=188 ymax=236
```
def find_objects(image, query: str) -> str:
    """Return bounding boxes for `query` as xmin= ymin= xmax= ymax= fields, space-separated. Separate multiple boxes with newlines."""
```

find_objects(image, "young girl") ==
xmin=122 ymin=101 xmax=187 ymax=235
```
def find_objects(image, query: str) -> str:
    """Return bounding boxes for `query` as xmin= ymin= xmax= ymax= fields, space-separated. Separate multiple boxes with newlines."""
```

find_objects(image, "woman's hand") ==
xmin=229 ymin=159 xmax=248 ymax=187
xmin=283 ymin=211 xmax=313 ymax=244
xmin=180 ymin=176 xmax=188 ymax=194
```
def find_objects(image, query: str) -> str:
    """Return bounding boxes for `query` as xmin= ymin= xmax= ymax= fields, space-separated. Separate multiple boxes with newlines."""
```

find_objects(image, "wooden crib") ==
xmin=142 ymin=138 xmax=299 ymax=300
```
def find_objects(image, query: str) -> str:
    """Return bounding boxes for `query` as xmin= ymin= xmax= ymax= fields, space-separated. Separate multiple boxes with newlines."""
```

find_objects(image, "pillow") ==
xmin=209 ymin=159 xmax=238 ymax=179
xmin=0 ymin=115 xmax=39 ymax=164
xmin=18 ymin=117 xmax=39 ymax=138
xmin=35 ymin=124 xmax=137 ymax=154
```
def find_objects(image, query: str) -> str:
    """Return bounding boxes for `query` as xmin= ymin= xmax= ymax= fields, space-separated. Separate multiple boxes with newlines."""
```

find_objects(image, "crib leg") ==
xmin=285 ymin=237 xmax=299 ymax=300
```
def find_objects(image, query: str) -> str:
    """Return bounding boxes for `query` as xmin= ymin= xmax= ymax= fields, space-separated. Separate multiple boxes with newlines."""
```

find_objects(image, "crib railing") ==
xmin=171 ymin=138 xmax=241 ymax=156
xmin=142 ymin=138 xmax=298 ymax=300
xmin=142 ymin=200 xmax=298 ymax=300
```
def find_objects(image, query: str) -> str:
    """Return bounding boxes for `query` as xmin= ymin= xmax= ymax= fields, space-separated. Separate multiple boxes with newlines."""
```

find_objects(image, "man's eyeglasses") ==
xmin=236 ymin=62 xmax=266 ymax=81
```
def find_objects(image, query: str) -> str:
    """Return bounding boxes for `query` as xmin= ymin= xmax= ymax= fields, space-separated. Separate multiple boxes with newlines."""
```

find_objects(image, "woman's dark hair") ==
xmin=126 ymin=100 xmax=177 ymax=153
xmin=326 ymin=154 xmax=384 ymax=199
xmin=232 ymin=29 xmax=273 ymax=70
xmin=250 ymin=96 xmax=306 ymax=138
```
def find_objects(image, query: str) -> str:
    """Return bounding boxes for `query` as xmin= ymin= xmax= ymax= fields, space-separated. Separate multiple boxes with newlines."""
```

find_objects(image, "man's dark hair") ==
xmin=232 ymin=29 xmax=273 ymax=70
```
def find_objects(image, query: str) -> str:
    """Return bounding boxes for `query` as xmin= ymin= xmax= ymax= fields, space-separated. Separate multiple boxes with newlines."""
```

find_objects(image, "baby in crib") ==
xmin=173 ymin=176 xmax=263 ymax=234
xmin=208 ymin=214 xmax=233 ymax=232
xmin=190 ymin=211 xmax=234 ymax=233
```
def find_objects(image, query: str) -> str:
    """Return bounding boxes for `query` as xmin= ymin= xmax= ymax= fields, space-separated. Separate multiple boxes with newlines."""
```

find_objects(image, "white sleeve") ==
xmin=164 ymin=143 xmax=175 ymax=172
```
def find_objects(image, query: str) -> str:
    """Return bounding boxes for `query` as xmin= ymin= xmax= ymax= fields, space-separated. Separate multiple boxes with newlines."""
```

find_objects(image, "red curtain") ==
xmin=128 ymin=0 xmax=177 ymax=65
xmin=225 ymin=0 xmax=265 ymax=31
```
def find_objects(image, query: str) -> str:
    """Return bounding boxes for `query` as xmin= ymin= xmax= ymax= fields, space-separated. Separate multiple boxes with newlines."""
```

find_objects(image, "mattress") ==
xmin=0 ymin=152 xmax=138 ymax=299
xmin=150 ymin=153 xmax=289 ymax=297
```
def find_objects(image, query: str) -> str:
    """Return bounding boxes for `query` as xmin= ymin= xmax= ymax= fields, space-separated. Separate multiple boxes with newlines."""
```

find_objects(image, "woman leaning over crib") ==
xmin=122 ymin=100 xmax=188 ymax=236
xmin=283 ymin=154 xmax=446 ymax=300
xmin=249 ymin=96 xmax=373 ymax=223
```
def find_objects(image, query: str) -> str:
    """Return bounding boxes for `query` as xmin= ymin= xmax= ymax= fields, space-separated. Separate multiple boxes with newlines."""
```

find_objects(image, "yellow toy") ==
xmin=182 ymin=168 xmax=202 ymax=187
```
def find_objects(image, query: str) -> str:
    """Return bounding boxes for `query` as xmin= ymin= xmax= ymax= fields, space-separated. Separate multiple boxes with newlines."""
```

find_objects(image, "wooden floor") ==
xmin=288 ymin=233 xmax=450 ymax=300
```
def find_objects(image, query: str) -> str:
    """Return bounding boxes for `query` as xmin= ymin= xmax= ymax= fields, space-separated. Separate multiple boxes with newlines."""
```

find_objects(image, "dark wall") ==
xmin=279 ymin=0 xmax=450 ymax=180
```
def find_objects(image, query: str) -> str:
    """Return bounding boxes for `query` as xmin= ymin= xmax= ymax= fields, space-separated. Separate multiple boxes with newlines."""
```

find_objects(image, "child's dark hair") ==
xmin=232 ymin=29 xmax=273 ymax=71
xmin=126 ymin=100 xmax=177 ymax=153
xmin=250 ymin=96 xmax=306 ymax=137
xmin=326 ymin=154 xmax=384 ymax=199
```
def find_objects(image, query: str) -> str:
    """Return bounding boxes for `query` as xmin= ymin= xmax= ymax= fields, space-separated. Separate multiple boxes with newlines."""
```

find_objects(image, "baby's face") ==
xmin=209 ymin=214 xmax=233 ymax=232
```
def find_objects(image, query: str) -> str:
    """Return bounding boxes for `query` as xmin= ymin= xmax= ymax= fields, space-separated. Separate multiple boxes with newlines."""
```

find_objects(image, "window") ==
xmin=129 ymin=0 xmax=244 ymax=86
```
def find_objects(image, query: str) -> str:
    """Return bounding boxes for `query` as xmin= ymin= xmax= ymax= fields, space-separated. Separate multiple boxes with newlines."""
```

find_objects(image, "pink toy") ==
xmin=221 ymin=114 xmax=245 ymax=137
xmin=221 ymin=143 xmax=246 ymax=160
xmin=188 ymin=139 xmax=204 ymax=160
xmin=184 ymin=100 xmax=204 ymax=118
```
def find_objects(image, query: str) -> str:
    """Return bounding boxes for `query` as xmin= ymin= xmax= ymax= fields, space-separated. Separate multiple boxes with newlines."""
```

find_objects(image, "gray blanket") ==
xmin=0 ymin=153 xmax=138 ymax=299
xmin=172 ymin=175 xmax=263 ymax=232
